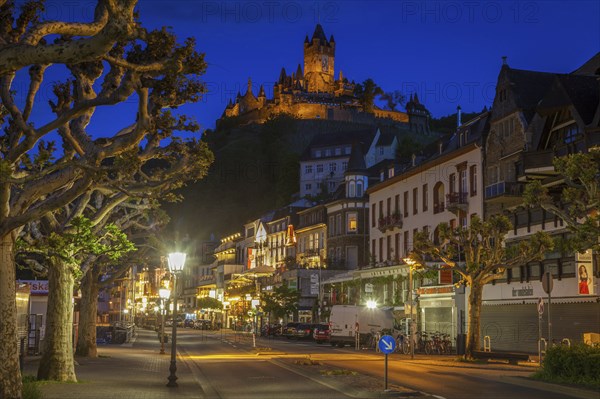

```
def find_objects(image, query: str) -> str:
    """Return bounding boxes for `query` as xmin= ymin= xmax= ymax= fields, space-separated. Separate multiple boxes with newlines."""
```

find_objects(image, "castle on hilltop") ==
xmin=219 ymin=24 xmax=430 ymax=133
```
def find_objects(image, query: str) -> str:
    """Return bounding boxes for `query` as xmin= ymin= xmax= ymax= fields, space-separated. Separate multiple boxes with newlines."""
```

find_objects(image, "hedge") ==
xmin=535 ymin=344 xmax=600 ymax=388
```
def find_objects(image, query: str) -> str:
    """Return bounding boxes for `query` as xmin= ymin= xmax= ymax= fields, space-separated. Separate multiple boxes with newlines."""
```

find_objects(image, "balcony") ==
xmin=377 ymin=213 xmax=403 ymax=232
xmin=485 ymin=181 xmax=523 ymax=205
xmin=446 ymin=192 xmax=468 ymax=214
xmin=433 ymin=202 xmax=445 ymax=214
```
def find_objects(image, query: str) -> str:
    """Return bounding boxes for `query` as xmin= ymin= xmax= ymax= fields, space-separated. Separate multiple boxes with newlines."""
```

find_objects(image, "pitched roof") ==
xmin=502 ymin=67 xmax=557 ymax=121
xmin=346 ymin=142 xmax=367 ymax=173
xmin=309 ymin=24 xmax=330 ymax=47
xmin=300 ymin=128 xmax=378 ymax=161
xmin=572 ymin=51 xmax=600 ymax=75
xmin=537 ymin=74 xmax=600 ymax=125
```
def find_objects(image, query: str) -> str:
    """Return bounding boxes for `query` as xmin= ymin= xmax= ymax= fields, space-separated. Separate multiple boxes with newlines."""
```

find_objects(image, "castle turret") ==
xmin=303 ymin=24 xmax=335 ymax=93
xmin=345 ymin=142 xmax=368 ymax=198
xmin=258 ymin=84 xmax=266 ymax=107
xmin=406 ymin=92 xmax=430 ymax=134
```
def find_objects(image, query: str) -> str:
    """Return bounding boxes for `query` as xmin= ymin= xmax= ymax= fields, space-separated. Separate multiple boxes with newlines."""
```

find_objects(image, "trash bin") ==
xmin=456 ymin=334 xmax=466 ymax=355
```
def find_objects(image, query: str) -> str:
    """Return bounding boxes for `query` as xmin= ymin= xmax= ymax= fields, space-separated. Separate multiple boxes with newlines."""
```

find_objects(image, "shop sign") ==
xmin=417 ymin=285 xmax=453 ymax=295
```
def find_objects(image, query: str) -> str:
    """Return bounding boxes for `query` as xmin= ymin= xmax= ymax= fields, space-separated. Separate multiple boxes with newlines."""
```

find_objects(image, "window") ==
xmin=394 ymin=233 xmax=400 ymax=261
xmin=379 ymin=238 xmax=384 ymax=262
xmin=347 ymin=212 xmax=357 ymax=233
xmin=328 ymin=216 xmax=334 ymax=236
xmin=412 ymin=188 xmax=418 ymax=215
xmin=379 ymin=146 xmax=384 ymax=155
xmin=316 ymin=164 xmax=323 ymax=173
xmin=372 ymin=203 xmax=376 ymax=227
xmin=387 ymin=197 xmax=392 ymax=217
xmin=335 ymin=148 xmax=341 ymax=156
xmin=348 ymin=181 xmax=355 ymax=197
xmin=328 ymin=181 xmax=336 ymax=191
xmin=325 ymin=149 xmax=331 ymax=156
xmin=422 ymin=184 xmax=428 ymax=212
xmin=356 ymin=181 xmax=363 ymax=197
xmin=449 ymin=173 xmax=456 ymax=194
xmin=394 ymin=194 xmax=400 ymax=214
xmin=460 ymin=169 xmax=467 ymax=194
xmin=315 ymin=150 xmax=321 ymax=158
xmin=379 ymin=200 xmax=384 ymax=219
xmin=403 ymin=191 xmax=409 ymax=217
xmin=336 ymin=214 xmax=342 ymax=236
xmin=469 ymin=165 xmax=477 ymax=196
xmin=342 ymin=161 xmax=348 ymax=171
xmin=305 ymin=183 xmax=312 ymax=191
xmin=371 ymin=240 xmax=376 ymax=263
xmin=403 ymin=231 xmax=409 ymax=257
xmin=305 ymin=164 xmax=313 ymax=174
xmin=386 ymin=235 xmax=392 ymax=260
xmin=329 ymin=163 xmax=337 ymax=173
xmin=345 ymin=146 xmax=351 ymax=154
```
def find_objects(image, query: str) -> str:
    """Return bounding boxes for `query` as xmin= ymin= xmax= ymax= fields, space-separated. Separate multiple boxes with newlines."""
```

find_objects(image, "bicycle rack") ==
xmin=561 ymin=338 xmax=571 ymax=347
xmin=483 ymin=336 xmax=491 ymax=352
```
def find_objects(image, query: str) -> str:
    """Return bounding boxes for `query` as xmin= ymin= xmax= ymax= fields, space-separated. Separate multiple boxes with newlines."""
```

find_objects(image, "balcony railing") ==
xmin=485 ymin=181 xmax=523 ymax=199
xmin=378 ymin=213 xmax=403 ymax=232
xmin=433 ymin=202 xmax=445 ymax=214
xmin=446 ymin=192 xmax=468 ymax=213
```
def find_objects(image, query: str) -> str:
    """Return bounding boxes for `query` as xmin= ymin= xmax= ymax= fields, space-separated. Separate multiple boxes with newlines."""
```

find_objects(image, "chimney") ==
xmin=502 ymin=56 xmax=508 ymax=65
xmin=457 ymin=105 xmax=462 ymax=128
xmin=412 ymin=154 xmax=416 ymax=167
xmin=438 ymin=142 xmax=443 ymax=155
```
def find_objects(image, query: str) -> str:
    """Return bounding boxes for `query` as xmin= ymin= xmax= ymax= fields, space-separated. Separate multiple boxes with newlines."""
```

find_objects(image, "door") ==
xmin=346 ymin=246 xmax=358 ymax=269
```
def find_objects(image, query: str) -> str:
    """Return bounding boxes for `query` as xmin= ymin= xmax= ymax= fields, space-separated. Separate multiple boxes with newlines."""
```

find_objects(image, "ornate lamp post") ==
xmin=403 ymin=256 xmax=416 ymax=360
xmin=166 ymin=252 xmax=186 ymax=388
xmin=159 ymin=288 xmax=171 ymax=355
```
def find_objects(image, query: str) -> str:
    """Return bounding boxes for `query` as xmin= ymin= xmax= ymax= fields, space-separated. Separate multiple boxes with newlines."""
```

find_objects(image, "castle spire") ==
xmin=296 ymin=63 xmax=303 ymax=79
xmin=311 ymin=24 xmax=328 ymax=46
xmin=413 ymin=92 xmax=420 ymax=104
xmin=278 ymin=67 xmax=287 ymax=84
xmin=338 ymin=70 xmax=343 ymax=81
xmin=247 ymin=77 xmax=253 ymax=95
xmin=258 ymin=84 xmax=265 ymax=97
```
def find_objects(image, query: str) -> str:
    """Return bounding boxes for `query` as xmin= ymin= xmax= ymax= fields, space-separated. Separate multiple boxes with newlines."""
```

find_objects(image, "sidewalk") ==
xmin=23 ymin=329 xmax=200 ymax=399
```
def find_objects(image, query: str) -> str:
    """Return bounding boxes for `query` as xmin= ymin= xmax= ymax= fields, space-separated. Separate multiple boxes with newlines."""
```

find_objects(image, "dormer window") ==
xmin=315 ymin=150 xmax=321 ymax=158
xmin=335 ymin=148 xmax=341 ymax=155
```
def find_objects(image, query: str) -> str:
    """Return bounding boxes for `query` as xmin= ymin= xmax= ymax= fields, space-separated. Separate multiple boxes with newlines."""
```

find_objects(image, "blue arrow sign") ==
xmin=378 ymin=335 xmax=396 ymax=354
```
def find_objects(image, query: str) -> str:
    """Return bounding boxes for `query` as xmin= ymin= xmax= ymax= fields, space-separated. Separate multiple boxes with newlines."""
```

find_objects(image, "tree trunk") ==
xmin=37 ymin=260 xmax=77 ymax=382
xmin=465 ymin=282 xmax=484 ymax=359
xmin=76 ymin=269 xmax=100 ymax=357
xmin=0 ymin=232 xmax=23 ymax=399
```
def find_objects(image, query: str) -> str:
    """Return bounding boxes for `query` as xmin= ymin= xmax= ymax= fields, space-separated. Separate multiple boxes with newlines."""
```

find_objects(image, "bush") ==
xmin=534 ymin=344 xmax=600 ymax=388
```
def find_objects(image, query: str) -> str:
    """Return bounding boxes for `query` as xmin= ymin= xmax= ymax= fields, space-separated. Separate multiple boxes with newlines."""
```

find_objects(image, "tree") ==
xmin=19 ymin=216 xmax=134 ymax=381
xmin=353 ymin=78 xmax=383 ymax=113
xmin=411 ymin=215 xmax=553 ymax=359
xmin=0 ymin=1 xmax=212 ymax=396
xmin=197 ymin=297 xmax=223 ymax=310
xmin=379 ymin=90 xmax=406 ymax=111
xmin=524 ymin=149 xmax=600 ymax=252
xmin=261 ymin=282 xmax=300 ymax=321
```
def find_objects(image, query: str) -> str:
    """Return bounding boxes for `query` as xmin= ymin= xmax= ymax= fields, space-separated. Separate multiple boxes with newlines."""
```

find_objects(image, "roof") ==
xmin=300 ymin=128 xmax=378 ymax=161
xmin=375 ymin=131 xmax=395 ymax=146
xmin=571 ymin=51 xmax=600 ymax=75
xmin=346 ymin=141 xmax=367 ymax=173
xmin=537 ymin=74 xmax=600 ymax=125
xmin=309 ymin=24 xmax=330 ymax=47
xmin=500 ymin=66 xmax=557 ymax=121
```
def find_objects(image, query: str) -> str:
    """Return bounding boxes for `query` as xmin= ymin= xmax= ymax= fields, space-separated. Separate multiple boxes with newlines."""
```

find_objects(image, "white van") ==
xmin=329 ymin=305 xmax=398 ymax=347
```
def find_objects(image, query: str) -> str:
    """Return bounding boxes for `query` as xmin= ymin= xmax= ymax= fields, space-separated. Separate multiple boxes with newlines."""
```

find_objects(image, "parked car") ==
xmin=283 ymin=322 xmax=300 ymax=339
xmin=184 ymin=319 xmax=194 ymax=328
xmin=193 ymin=319 xmax=212 ymax=330
xmin=293 ymin=323 xmax=316 ymax=340
xmin=313 ymin=323 xmax=331 ymax=343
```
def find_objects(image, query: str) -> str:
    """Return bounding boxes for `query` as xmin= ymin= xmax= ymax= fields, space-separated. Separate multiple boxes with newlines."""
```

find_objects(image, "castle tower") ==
xmin=303 ymin=24 xmax=335 ymax=93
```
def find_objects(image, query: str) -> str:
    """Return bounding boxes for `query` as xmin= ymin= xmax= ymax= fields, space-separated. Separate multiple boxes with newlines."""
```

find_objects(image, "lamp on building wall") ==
xmin=166 ymin=252 xmax=186 ymax=388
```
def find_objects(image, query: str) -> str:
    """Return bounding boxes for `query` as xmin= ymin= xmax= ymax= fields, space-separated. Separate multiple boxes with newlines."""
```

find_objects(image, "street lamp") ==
xmin=159 ymin=288 xmax=171 ymax=355
xmin=166 ymin=252 xmax=186 ymax=388
xmin=403 ymin=256 xmax=417 ymax=360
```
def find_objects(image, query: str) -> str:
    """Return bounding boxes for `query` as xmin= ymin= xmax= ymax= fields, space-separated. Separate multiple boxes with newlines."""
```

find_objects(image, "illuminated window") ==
xmin=347 ymin=212 xmax=358 ymax=233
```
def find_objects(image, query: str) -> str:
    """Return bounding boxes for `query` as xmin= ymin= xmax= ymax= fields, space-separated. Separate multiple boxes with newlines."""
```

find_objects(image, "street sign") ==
xmin=378 ymin=335 xmax=396 ymax=354
xmin=537 ymin=298 xmax=544 ymax=315
xmin=542 ymin=271 xmax=553 ymax=294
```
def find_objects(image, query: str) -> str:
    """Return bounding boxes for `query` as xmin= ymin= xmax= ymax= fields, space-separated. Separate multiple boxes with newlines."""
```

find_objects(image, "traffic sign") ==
xmin=537 ymin=298 xmax=544 ymax=315
xmin=378 ymin=335 xmax=396 ymax=354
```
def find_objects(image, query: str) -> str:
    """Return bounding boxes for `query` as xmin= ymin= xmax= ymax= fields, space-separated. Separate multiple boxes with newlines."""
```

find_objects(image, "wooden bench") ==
xmin=472 ymin=350 xmax=530 ymax=365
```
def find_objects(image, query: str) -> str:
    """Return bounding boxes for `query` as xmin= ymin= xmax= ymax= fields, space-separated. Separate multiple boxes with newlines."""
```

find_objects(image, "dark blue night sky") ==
xmin=19 ymin=1 xmax=600 ymax=135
